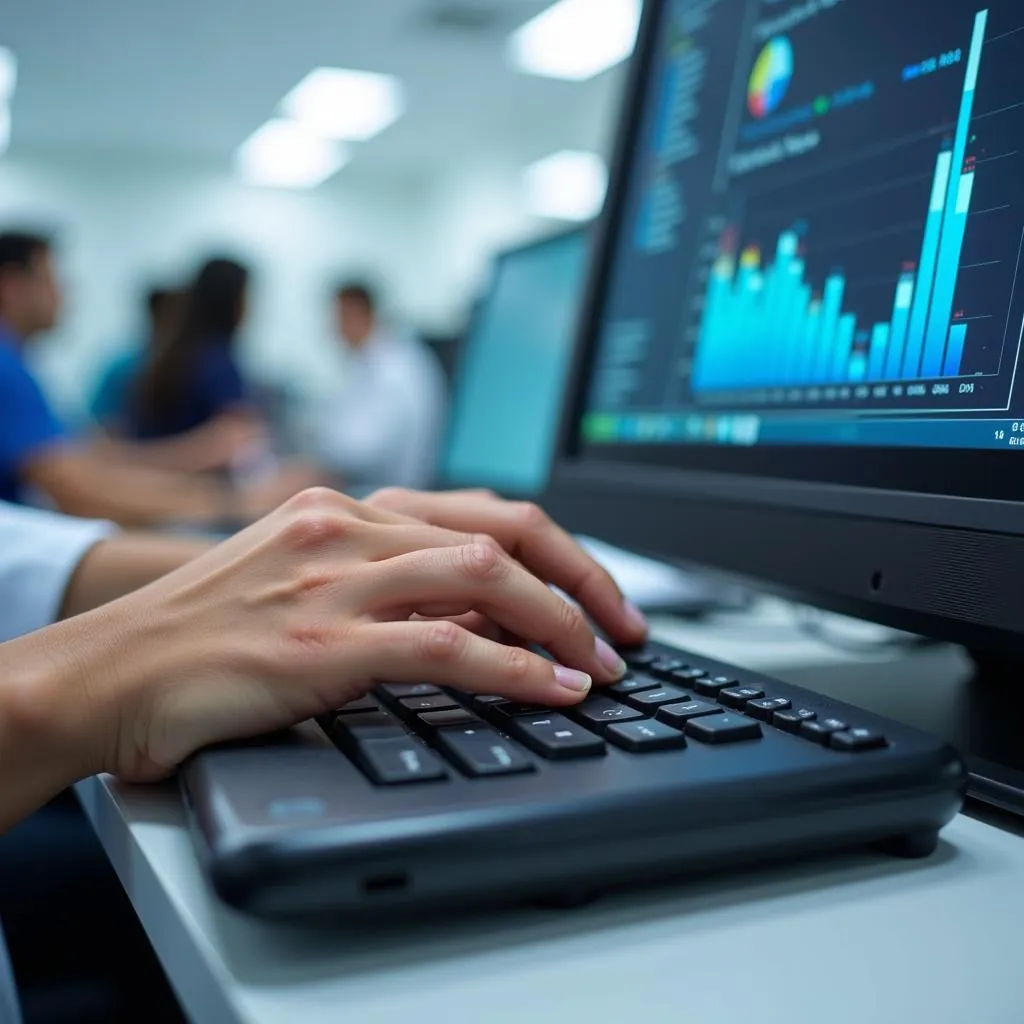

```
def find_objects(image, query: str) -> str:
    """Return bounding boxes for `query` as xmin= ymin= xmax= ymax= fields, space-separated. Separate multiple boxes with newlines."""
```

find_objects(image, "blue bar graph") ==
xmin=884 ymin=274 xmax=915 ymax=379
xmin=868 ymin=323 xmax=891 ymax=379
xmin=918 ymin=7 xmax=988 ymax=375
xmin=944 ymin=322 xmax=969 ymax=376
xmin=901 ymin=150 xmax=953 ymax=378
xmin=816 ymin=276 xmax=845 ymax=382
xmin=921 ymin=171 xmax=976 ymax=376
xmin=691 ymin=8 xmax=989 ymax=394
xmin=849 ymin=354 xmax=869 ymax=381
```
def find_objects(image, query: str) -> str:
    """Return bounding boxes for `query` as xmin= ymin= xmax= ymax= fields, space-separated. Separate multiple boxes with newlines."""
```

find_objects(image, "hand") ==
xmin=74 ymin=488 xmax=628 ymax=782
xmin=365 ymin=488 xmax=649 ymax=647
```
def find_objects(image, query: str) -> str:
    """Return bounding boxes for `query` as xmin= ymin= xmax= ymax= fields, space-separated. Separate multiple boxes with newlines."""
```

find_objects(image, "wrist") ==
xmin=0 ymin=626 xmax=112 ymax=822
xmin=12 ymin=599 xmax=178 ymax=783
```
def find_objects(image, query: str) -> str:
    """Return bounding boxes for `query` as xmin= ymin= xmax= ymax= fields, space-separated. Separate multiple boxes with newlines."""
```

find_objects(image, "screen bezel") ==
xmin=551 ymin=0 xmax=1024 ymax=512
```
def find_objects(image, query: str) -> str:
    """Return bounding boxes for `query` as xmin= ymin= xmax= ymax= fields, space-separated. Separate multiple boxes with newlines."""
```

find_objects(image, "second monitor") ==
xmin=440 ymin=228 xmax=590 ymax=497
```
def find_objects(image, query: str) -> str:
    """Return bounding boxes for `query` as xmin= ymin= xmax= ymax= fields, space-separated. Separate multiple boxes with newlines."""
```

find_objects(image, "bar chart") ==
xmin=691 ymin=9 xmax=989 ymax=393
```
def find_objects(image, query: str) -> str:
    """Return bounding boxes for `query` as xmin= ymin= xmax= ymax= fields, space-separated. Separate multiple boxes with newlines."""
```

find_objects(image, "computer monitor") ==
xmin=550 ymin=0 xmax=1024 ymax=656
xmin=441 ymin=229 xmax=589 ymax=496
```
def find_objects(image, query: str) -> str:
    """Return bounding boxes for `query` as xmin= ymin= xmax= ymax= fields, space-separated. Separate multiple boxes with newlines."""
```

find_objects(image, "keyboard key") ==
xmin=656 ymin=700 xmax=724 ymax=725
xmin=800 ymin=718 xmax=848 ymax=744
xmin=719 ymin=686 xmax=765 ymax=709
xmin=625 ymin=684 xmax=691 ymax=710
xmin=332 ymin=712 xmax=405 ymax=744
xmin=746 ymin=697 xmax=792 ymax=721
xmin=492 ymin=702 xmax=556 ymax=719
xmin=571 ymin=696 xmax=645 ymax=732
xmin=693 ymin=676 xmax=739 ymax=697
xmin=830 ymin=728 xmax=887 ymax=752
xmin=773 ymin=708 xmax=817 ymax=733
xmin=610 ymin=675 xmax=661 ymax=696
xmin=622 ymin=650 xmax=658 ymax=669
xmin=379 ymin=683 xmax=441 ymax=700
xmin=436 ymin=728 xmax=534 ymax=777
xmin=511 ymin=714 xmax=606 ymax=759
xmin=649 ymin=657 xmax=687 ymax=678
xmin=355 ymin=737 xmax=447 ymax=785
xmin=334 ymin=695 xmax=380 ymax=715
xmin=670 ymin=667 xmax=708 ymax=682
xmin=606 ymin=719 xmax=687 ymax=753
xmin=399 ymin=694 xmax=460 ymax=714
xmin=685 ymin=713 xmax=762 ymax=744
xmin=417 ymin=708 xmax=482 ymax=730
xmin=471 ymin=695 xmax=509 ymax=712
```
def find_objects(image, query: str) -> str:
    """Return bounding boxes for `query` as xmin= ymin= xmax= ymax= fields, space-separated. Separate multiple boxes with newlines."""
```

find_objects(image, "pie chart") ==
xmin=748 ymin=36 xmax=794 ymax=118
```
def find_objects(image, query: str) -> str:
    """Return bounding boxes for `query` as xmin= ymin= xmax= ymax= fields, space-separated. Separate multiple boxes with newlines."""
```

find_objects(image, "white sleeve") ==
xmin=0 ymin=502 xmax=117 ymax=642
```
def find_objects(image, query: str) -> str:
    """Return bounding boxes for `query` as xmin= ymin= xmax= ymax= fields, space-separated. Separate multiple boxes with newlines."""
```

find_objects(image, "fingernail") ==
xmin=595 ymin=637 xmax=628 ymax=678
xmin=624 ymin=601 xmax=648 ymax=633
xmin=553 ymin=665 xmax=592 ymax=694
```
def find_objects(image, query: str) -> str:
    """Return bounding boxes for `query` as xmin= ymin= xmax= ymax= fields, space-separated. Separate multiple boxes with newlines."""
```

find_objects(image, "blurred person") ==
xmin=88 ymin=285 xmax=182 ymax=433
xmin=131 ymin=256 xmax=294 ymax=482
xmin=316 ymin=281 xmax=447 ymax=490
xmin=0 ymin=230 xmax=311 ymax=526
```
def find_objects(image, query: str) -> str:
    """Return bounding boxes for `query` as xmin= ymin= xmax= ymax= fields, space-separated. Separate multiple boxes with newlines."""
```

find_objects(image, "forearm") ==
xmin=33 ymin=452 xmax=227 ymax=528
xmin=60 ymin=533 xmax=213 ymax=618
xmin=97 ymin=420 xmax=242 ymax=474
xmin=0 ymin=623 xmax=107 ymax=830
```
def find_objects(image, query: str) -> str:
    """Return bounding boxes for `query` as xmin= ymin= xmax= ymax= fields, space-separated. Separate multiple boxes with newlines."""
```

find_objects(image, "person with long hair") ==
xmin=89 ymin=286 xmax=183 ymax=433
xmin=129 ymin=258 xmax=267 ymax=471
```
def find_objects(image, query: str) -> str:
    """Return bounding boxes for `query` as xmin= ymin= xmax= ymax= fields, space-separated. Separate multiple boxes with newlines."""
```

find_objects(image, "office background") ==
xmin=0 ymin=0 xmax=625 ymax=424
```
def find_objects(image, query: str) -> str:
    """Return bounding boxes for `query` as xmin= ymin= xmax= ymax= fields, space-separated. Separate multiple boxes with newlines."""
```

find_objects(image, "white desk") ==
xmin=76 ymin=606 xmax=1024 ymax=1024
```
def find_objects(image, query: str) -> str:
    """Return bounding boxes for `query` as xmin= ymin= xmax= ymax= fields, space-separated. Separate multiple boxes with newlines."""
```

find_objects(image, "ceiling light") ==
xmin=523 ymin=150 xmax=607 ymax=221
xmin=0 ymin=106 xmax=9 ymax=156
xmin=281 ymin=68 xmax=404 ymax=142
xmin=235 ymin=119 xmax=350 ymax=189
xmin=0 ymin=48 xmax=16 ymax=103
xmin=509 ymin=0 xmax=641 ymax=81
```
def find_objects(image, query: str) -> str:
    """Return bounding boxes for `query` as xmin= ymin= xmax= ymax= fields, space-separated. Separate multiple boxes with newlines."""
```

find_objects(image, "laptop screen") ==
xmin=441 ymin=229 xmax=589 ymax=495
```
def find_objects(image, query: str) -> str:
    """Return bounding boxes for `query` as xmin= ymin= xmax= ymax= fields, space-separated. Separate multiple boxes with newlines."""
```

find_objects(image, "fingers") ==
xmin=410 ymin=611 xmax=503 ymax=641
xmin=377 ymin=492 xmax=648 ymax=647
xmin=347 ymin=620 xmax=593 ymax=706
xmin=361 ymin=523 xmax=483 ymax=562
xmin=358 ymin=543 xmax=627 ymax=682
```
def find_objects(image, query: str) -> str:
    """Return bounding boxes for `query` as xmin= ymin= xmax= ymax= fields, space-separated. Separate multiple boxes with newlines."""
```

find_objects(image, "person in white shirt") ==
xmin=0 ymin=488 xmax=647 ymax=1019
xmin=317 ymin=282 xmax=447 ymax=490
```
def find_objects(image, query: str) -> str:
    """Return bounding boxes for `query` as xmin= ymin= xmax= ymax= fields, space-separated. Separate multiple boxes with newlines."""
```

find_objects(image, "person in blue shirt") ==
xmin=0 ymin=231 xmax=311 ymax=524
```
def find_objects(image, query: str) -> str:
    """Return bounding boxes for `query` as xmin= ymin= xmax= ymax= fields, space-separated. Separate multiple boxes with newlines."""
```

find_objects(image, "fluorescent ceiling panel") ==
xmin=281 ymin=67 xmax=404 ymax=141
xmin=509 ymin=0 xmax=641 ymax=81
xmin=523 ymin=149 xmax=607 ymax=221
xmin=235 ymin=119 xmax=350 ymax=189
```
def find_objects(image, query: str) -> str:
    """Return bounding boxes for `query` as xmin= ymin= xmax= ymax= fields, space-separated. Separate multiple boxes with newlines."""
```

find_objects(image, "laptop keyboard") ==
xmin=317 ymin=647 xmax=890 ymax=786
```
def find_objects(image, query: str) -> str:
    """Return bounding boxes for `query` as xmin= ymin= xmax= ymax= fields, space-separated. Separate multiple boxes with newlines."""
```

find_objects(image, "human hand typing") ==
xmin=365 ymin=486 xmax=649 ymax=647
xmin=34 ymin=487 xmax=638 ymax=786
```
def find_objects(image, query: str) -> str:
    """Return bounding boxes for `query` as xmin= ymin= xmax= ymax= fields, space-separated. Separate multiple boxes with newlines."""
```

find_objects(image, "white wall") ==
xmin=0 ymin=153 xmax=557 ymax=423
